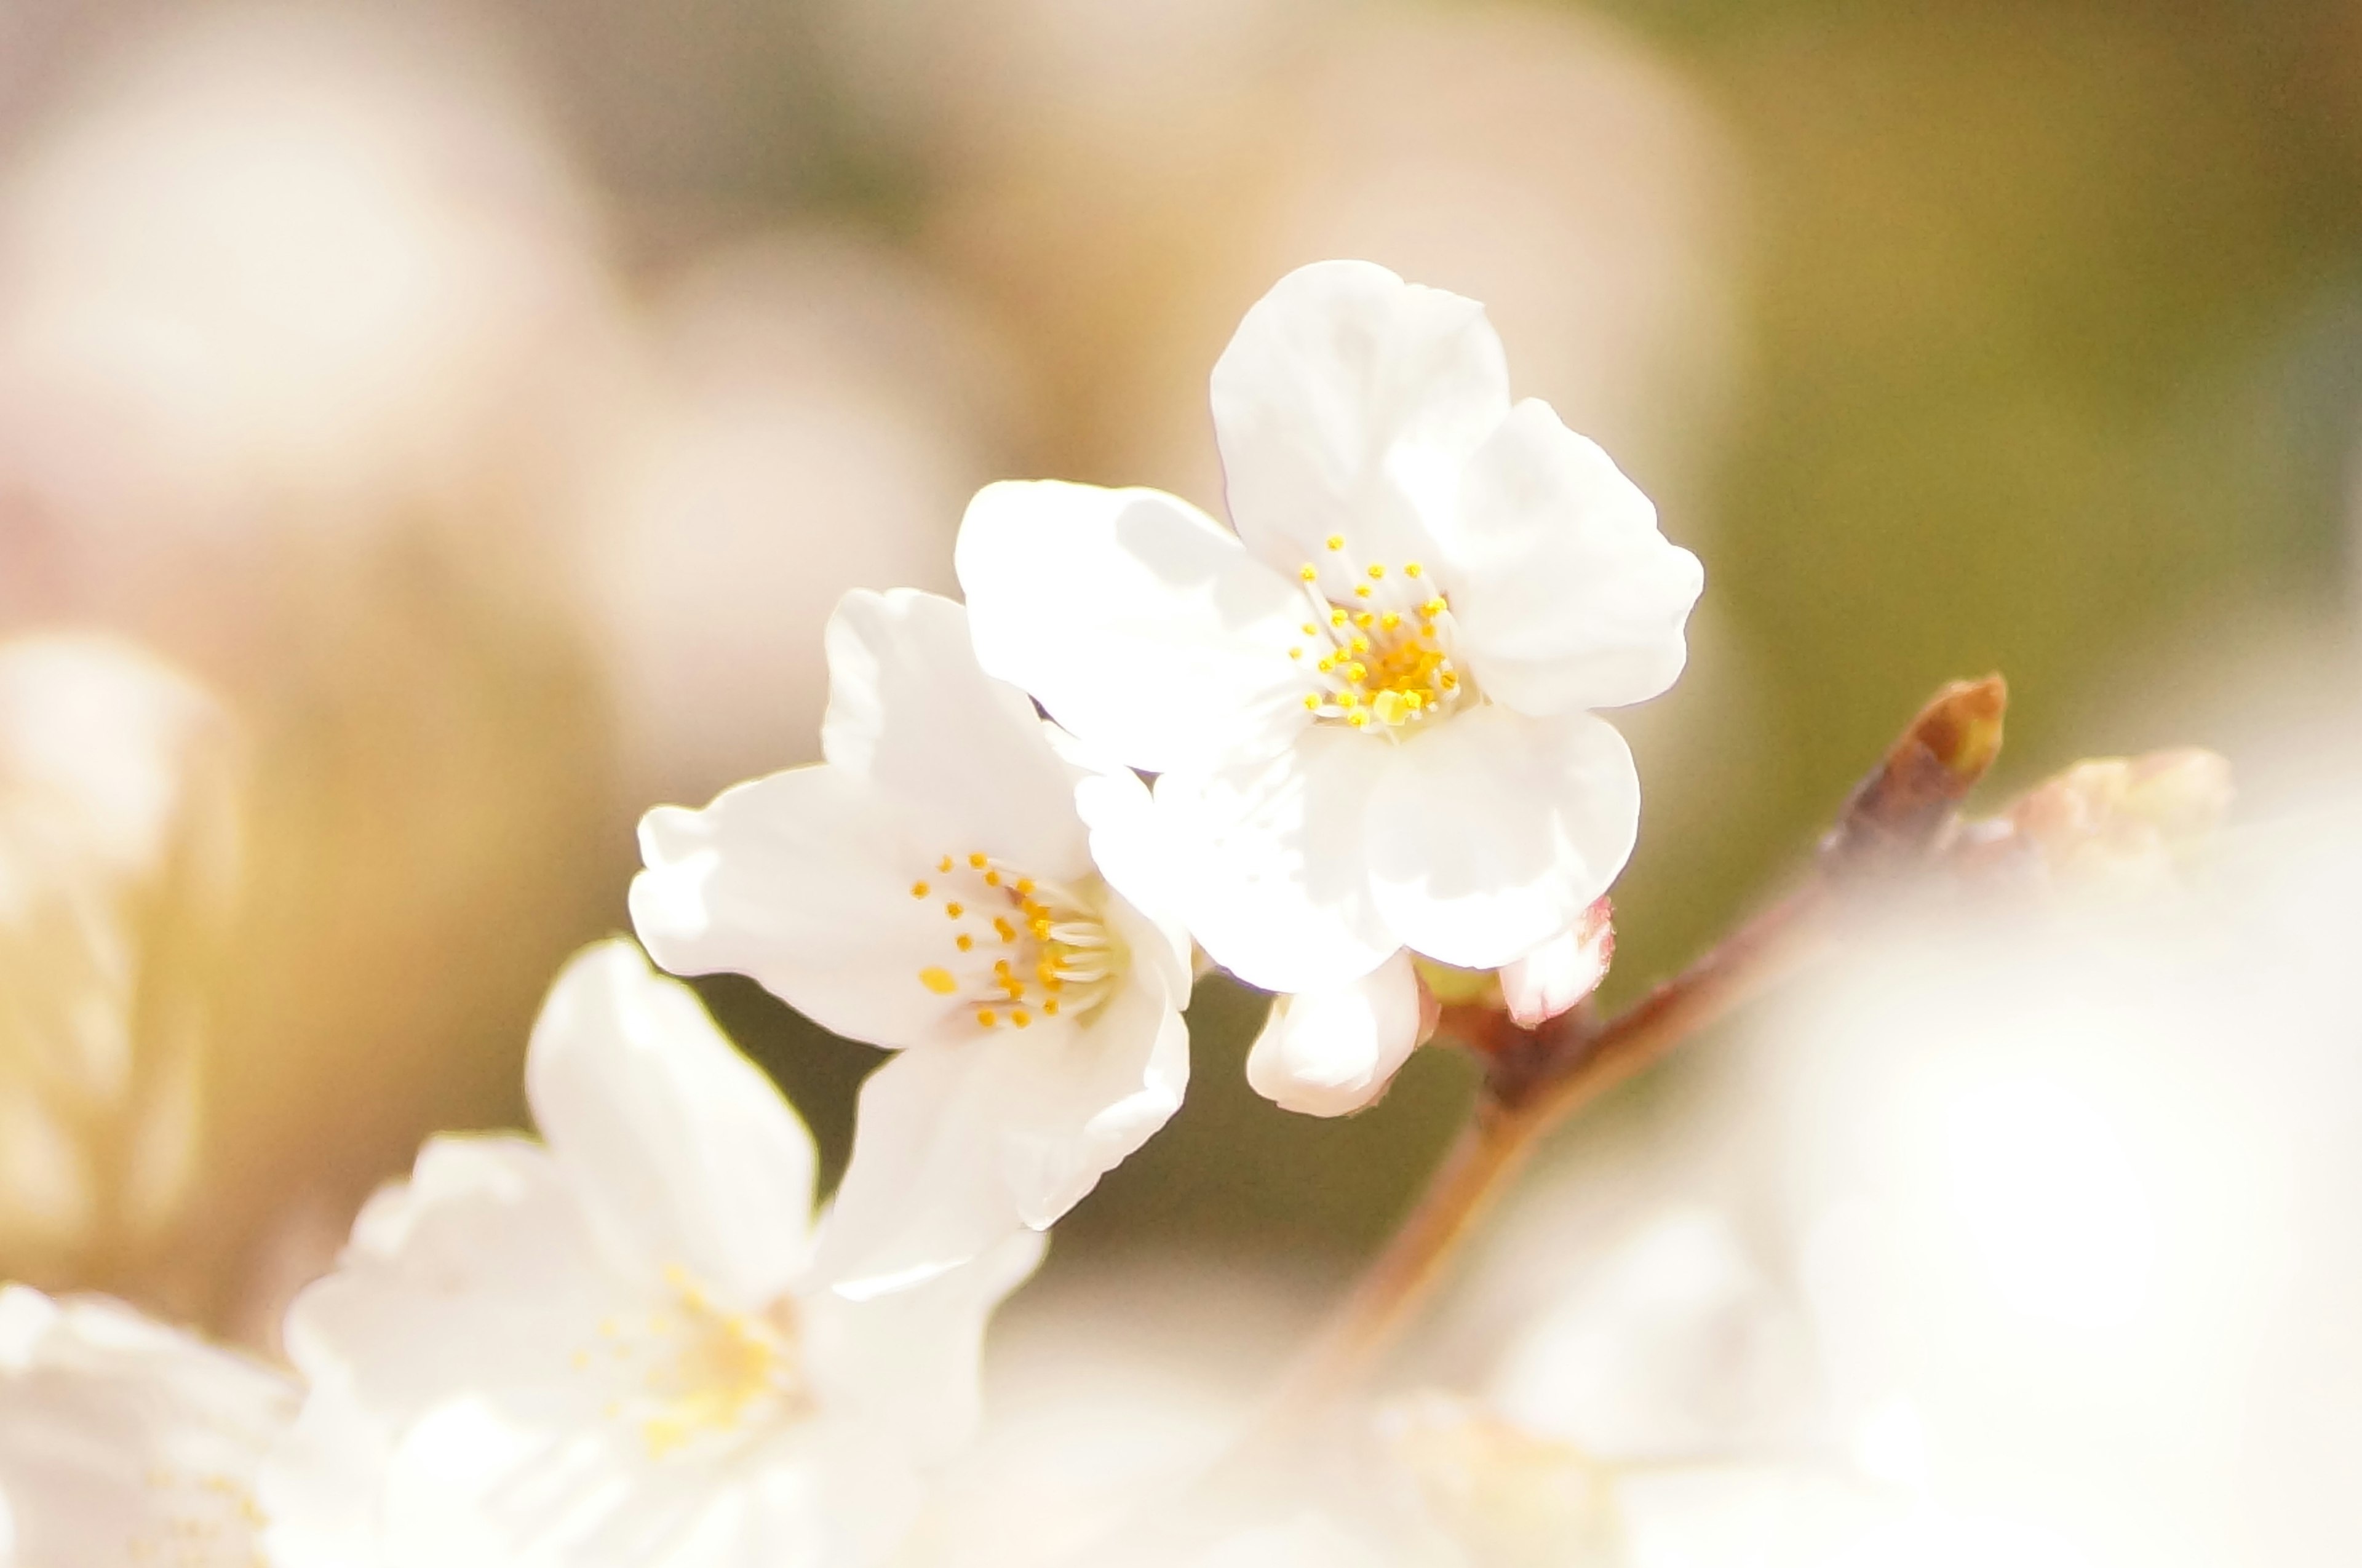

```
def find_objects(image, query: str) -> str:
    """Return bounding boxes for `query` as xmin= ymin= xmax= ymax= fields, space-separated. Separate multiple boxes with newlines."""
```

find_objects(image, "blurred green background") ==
xmin=2 ymin=0 xmax=2358 ymax=1337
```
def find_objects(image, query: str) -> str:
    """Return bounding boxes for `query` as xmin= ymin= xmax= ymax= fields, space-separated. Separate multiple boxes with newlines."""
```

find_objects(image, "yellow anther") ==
xmin=1343 ymin=662 xmax=1367 ymax=682
xmin=1353 ymin=584 xmax=1373 ymax=599
xmin=993 ymin=958 xmax=1012 ymax=974
xmin=1441 ymin=669 xmax=1460 ymax=689
xmin=1326 ymin=534 xmax=1345 ymax=551
xmin=1300 ymin=563 xmax=1319 ymax=581
xmin=1348 ymin=711 xmax=1370 ymax=727
xmin=1351 ymin=637 xmax=1370 ymax=655
xmin=977 ymin=1009 xmax=998 ymax=1028
xmin=1380 ymin=611 xmax=1401 ymax=630
xmin=1303 ymin=694 xmax=1320 ymax=710
xmin=984 ymin=870 xmax=1001 ymax=886
xmin=956 ymin=934 xmax=974 ymax=951
xmin=969 ymin=853 xmax=988 ymax=869
xmin=1371 ymin=690 xmax=1409 ymax=726
xmin=947 ymin=902 xmax=967 ymax=919
xmin=1012 ymin=1009 xmax=1032 ymax=1028
xmin=1031 ymin=917 xmax=1053 ymax=939
xmin=1044 ymin=998 xmax=1060 ymax=1016
xmin=993 ymin=917 xmax=1017 ymax=943
xmin=1016 ymin=878 xmax=1035 ymax=895
xmin=1353 ymin=610 xmax=1374 ymax=628
xmin=1404 ymin=561 xmax=1423 ymax=578
xmin=1289 ymin=647 xmax=1303 ymax=659
xmin=1330 ymin=608 xmax=1348 ymax=627
xmin=1317 ymin=655 xmax=1335 ymax=673
xmin=1423 ymin=597 xmax=1446 ymax=618
xmin=1367 ymin=563 xmax=1385 ymax=579
xmin=1302 ymin=623 xmax=1318 ymax=636
xmin=937 ymin=855 xmax=954 ymax=872
xmin=1338 ymin=690 xmax=1361 ymax=708
xmin=910 ymin=881 xmax=929 ymax=898
xmin=919 ymin=967 xmax=957 ymax=995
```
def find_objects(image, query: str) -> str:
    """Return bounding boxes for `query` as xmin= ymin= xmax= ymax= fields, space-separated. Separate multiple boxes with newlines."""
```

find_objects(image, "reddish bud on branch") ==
xmin=1819 ymin=674 xmax=2007 ymax=876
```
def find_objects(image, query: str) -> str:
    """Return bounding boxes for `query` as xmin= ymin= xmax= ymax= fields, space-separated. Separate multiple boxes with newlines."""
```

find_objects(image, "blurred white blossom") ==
xmin=263 ymin=940 xmax=1040 ymax=1568
xmin=0 ymin=1283 xmax=293 ymax=1568
xmin=0 ymin=633 xmax=239 ymax=1276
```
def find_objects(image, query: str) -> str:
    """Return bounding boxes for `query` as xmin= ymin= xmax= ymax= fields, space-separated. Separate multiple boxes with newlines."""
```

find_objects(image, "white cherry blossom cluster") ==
xmin=0 ymin=260 xmax=1700 ymax=1568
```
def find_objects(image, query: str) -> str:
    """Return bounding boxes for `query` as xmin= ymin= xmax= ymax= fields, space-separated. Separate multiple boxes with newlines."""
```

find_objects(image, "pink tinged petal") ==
xmin=1367 ymin=707 xmax=1640 ymax=970
xmin=524 ymin=941 xmax=818 ymax=1308
xmin=1211 ymin=259 xmax=1511 ymax=582
xmin=955 ymin=480 xmax=1313 ymax=775
xmin=1498 ymin=899 xmax=1615 ymax=1030
xmin=821 ymin=587 xmax=1091 ymax=882
xmin=631 ymin=765 xmax=968 ymax=1049
xmin=1245 ymin=949 xmax=1423 ymax=1117
xmin=1151 ymin=726 xmax=1399 ymax=994
xmin=1445 ymin=400 xmax=1704 ymax=714
xmin=813 ymin=974 xmax=1188 ymax=1299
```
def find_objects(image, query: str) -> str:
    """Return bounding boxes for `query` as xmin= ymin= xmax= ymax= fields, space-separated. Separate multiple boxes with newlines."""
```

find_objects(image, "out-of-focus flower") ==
xmin=1377 ymin=1393 xmax=1621 ymax=1567
xmin=0 ymin=1283 xmax=294 ymax=1567
xmin=1952 ymin=748 xmax=2233 ymax=891
xmin=0 ymin=633 xmax=239 ymax=1284
xmin=961 ymin=261 xmax=1698 ymax=1108
xmin=633 ymin=590 xmax=1191 ymax=1294
xmin=263 ymin=940 xmax=1041 ymax=1568
xmin=579 ymin=231 xmax=1031 ymax=802
xmin=0 ymin=6 xmax=623 ymax=643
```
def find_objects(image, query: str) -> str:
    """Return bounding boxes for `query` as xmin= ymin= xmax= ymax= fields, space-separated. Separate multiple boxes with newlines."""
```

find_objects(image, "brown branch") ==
xmin=1247 ymin=675 xmax=2009 ymax=1435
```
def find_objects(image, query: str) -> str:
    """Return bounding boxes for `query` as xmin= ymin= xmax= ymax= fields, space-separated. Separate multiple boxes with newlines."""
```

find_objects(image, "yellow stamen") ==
xmin=910 ymin=881 xmax=929 ymax=898
xmin=945 ymin=902 xmax=964 ymax=918
xmin=1326 ymin=534 xmax=1345 ymax=551
xmin=919 ymin=967 xmax=956 ymax=995
xmin=1300 ymin=563 xmax=1319 ymax=581
xmin=977 ymin=1009 xmax=997 ymax=1027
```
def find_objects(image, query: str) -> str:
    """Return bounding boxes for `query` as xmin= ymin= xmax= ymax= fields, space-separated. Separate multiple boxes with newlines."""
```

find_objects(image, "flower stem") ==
xmin=1252 ymin=674 xmax=2010 ymax=1433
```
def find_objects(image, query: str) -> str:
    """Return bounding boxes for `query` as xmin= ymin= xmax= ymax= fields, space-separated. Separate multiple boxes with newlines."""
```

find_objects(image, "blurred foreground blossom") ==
xmin=635 ymin=591 xmax=1192 ymax=1293
xmin=0 ymin=633 xmax=238 ymax=1287
xmin=961 ymin=260 xmax=1698 ymax=1108
xmin=263 ymin=941 xmax=1040 ymax=1568
xmin=0 ymin=1282 xmax=293 ymax=1567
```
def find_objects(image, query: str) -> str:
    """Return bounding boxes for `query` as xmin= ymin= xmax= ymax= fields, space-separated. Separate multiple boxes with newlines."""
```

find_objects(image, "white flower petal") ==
xmin=814 ymin=972 xmax=1187 ymax=1297
xmin=1498 ymin=901 xmax=1615 ymax=1030
xmin=1366 ymin=707 xmax=1639 ymax=969
xmin=1153 ymin=726 xmax=1399 ymax=993
xmin=1071 ymin=762 xmax=1193 ymax=998
xmin=525 ymin=941 xmax=817 ymax=1310
xmin=0 ymin=1286 xmax=293 ymax=1568
xmin=803 ymin=1230 xmax=1044 ymax=1465
xmin=956 ymin=480 xmax=1313 ymax=774
xmin=632 ymin=766 xmax=966 ymax=1050
xmin=1211 ymin=260 xmax=1510 ymax=583
xmin=1446 ymin=400 xmax=1703 ymax=714
xmin=284 ymin=1136 xmax=619 ymax=1431
xmin=820 ymin=588 xmax=1090 ymax=882
xmin=1245 ymin=949 xmax=1423 ymax=1117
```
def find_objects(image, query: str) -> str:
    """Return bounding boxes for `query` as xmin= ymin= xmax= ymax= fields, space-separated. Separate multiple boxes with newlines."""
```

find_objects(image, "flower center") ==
xmin=132 ymin=1465 xmax=267 ymax=1567
xmin=909 ymin=853 xmax=1125 ymax=1033
xmin=1290 ymin=538 xmax=1469 ymax=734
xmin=582 ymin=1265 xmax=809 ymax=1460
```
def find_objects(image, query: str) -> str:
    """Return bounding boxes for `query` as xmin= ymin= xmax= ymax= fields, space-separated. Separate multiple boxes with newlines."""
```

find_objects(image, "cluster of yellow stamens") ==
xmin=132 ymin=1465 xmax=266 ymax=1566
xmin=578 ymin=1264 xmax=808 ymax=1461
xmin=911 ymin=852 xmax=1119 ymax=1031
xmin=1289 ymin=535 xmax=1465 ymax=733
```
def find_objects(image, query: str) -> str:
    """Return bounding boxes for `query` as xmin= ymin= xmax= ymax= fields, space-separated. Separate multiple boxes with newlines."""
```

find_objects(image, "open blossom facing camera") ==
xmin=958 ymin=260 xmax=1700 ymax=1109
xmin=0 ymin=1284 xmax=295 ymax=1567
xmin=632 ymin=589 xmax=1192 ymax=1293
xmin=260 ymin=941 xmax=1040 ymax=1568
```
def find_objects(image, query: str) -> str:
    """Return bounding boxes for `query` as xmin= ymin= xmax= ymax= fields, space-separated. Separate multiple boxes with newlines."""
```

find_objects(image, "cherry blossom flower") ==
xmin=631 ymin=588 xmax=1191 ymax=1293
xmin=956 ymin=260 xmax=1700 ymax=1107
xmin=259 ymin=940 xmax=1041 ymax=1568
xmin=0 ymin=1283 xmax=294 ymax=1568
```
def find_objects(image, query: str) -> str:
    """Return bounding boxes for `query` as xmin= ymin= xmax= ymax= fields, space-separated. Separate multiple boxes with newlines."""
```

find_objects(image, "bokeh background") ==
xmin=3 ymin=0 xmax=2360 ymax=1354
